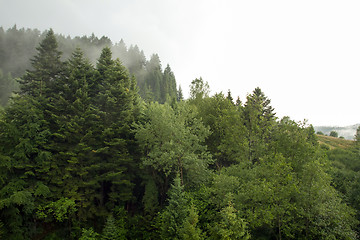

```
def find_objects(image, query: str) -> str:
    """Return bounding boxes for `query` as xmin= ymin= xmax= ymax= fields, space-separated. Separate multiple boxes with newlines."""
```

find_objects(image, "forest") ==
xmin=0 ymin=25 xmax=180 ymax=107
xmin=0 ymin=27 xmax=360 ymax=240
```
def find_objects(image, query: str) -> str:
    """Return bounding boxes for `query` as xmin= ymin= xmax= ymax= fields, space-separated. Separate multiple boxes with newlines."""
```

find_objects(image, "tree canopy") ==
xmin=0 ymin=27 xmax=359 ymax=240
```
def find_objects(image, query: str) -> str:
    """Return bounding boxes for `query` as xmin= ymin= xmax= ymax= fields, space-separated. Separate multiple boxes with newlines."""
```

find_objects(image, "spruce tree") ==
xmin=244 ymin=87 xmax=275 ymax=163
xmin=19 ymin=29 xmax=63 ymax=97
xmin=159 ymin=175 xmax=189 ymax=239
xmin=145 ymin=54 xmax=163 ymax=102
xmin=92 ymin=47 xmax=139 ymax=210
xmin=102 ymin=214 xmax=127 ymax=240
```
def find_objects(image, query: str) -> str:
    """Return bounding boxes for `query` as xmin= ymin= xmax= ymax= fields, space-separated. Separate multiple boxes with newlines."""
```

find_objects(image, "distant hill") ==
xmin=317 ymin=134 xmax=355 ymax=150
xmin=314 ymin=124 xmax=359 ymax=140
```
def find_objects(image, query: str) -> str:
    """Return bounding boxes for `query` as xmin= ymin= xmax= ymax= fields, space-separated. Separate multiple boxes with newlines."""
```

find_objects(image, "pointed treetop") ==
xmin=96 ymin=47 xmax=113 ymax=74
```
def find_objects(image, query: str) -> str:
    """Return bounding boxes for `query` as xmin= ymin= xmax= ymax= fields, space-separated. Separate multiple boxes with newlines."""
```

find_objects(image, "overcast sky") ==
xmin=1 ymin=0 xmax=359 ymax=126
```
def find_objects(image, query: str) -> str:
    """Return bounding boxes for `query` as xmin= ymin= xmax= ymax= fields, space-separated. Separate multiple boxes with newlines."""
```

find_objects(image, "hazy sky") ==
xmin=1 ymin=0 xmax=359 ymax=126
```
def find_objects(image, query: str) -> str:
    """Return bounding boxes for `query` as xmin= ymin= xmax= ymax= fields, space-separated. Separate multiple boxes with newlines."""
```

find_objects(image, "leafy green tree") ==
xmin=330 ymin=130 xmax=339 ymax=138
xmin=193 ymin=93 xmax=248 ymax=169
xmin=189 ymin=77 xmax=210 ymax=100
xmin=297 ymin=159 xmax=357 ymax=240
xmin=210 ymin=201 xmax=249 ymax=240
xmin=135 ymin=101 xmax=211 ymax=201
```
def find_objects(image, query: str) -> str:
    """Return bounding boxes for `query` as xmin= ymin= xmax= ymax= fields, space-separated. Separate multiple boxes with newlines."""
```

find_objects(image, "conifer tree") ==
xmin=162 ymin=64 xmax=177 ymax=103
xmin=159 ymin=175 xmax=189 ymax=239
xmin=0 ymin=70 xmax=18 ymax=106
xmin=145 ymin=54 xmax=163 ymax=102
xmin=180 ymin=203 xmax=203 ymax=240
xmin=244 ymin=87 xmax=275 ymax=163
xmin=102 ymin=214 xmax=127 ymax=240
xmin=91 ymin=47 xmax=139 ymax=210
xmin=46 ymin=48 xmax=100 ymax=221
xmin=177 ymin=85 xmax=184 ymax=101
xmin=19 ymin=28 xmax=63 ymax=97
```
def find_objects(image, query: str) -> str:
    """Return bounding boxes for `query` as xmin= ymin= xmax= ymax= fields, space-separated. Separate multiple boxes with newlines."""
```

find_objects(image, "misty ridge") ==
xmin=0 ymin=25 xmax=180 ymax=105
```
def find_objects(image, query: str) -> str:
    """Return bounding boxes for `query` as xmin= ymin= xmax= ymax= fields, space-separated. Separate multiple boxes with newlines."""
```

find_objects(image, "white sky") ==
xmin=0 ymin=0 xmax=359 ymax=126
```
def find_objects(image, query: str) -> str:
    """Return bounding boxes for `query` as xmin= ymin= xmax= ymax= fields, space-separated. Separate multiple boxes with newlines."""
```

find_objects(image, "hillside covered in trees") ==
xmin=0 ymin=28 xmax=360 ymax=240
xmin=0 ymin=25 xmax=180 ymax=106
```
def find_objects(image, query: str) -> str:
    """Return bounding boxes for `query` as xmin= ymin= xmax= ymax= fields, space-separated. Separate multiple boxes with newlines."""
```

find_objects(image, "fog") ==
xmin=0 ymin=0 xmax=359 ymax=126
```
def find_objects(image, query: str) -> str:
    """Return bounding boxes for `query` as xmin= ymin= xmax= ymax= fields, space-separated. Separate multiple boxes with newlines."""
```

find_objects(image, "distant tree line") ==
xmin=0 ymin=29 xmax=359 ymax=239
xmin=0 ymin=25 xmax=180 ymax=106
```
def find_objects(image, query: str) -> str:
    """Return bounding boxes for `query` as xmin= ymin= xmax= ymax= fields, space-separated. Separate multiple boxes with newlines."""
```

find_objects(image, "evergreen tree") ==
xmin=102 ymin=214 xmax=127 ymax=240
xmin=91 ymin=47 xmax=139 ymax=211
xmin=45 ymin=48 xmax=100 ymax=222
xmin=79 ymin=228 xmax=100 ymax=240
xmin=145 ymin=54 xmax=163 ymax=102
xmin=180 ymin=203 xmax=203 ymax=240
xmin=244 ymin=87 xmax=275 ymax=164
xmin=177 ymin=85 xmax=184 ymax=101
xmin=19 ymin=28 xmax=63 ymax=97
xmin=0 ymin=70 xmax=18 ymax=106
xmin=159 ymin=175 xmax=189 ymax=240
xmin=226 ymin=89 xmax=234 ymax=103
xmin=162 ymin=64 xmax=177 ymax=103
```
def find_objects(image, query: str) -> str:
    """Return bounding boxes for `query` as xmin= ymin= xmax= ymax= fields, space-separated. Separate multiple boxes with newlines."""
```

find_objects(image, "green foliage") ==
xmin=19 ymin=28 xmax=63 ymax=97
xmin=189 ymin=77 xmax=210 ymax=100
xmin=244 ymin=87 xmax=276 ymax=164
xmin=158 ymin=175 xmax=189 ymax=240
xmin=0 ymin=26 xmax=358 ymax=240
xmin=192 ymin=92 xmax=247 ymax=169
xmin=179 ymin=203 xmax=203 ymax=240
xmin=135 ymin=101 xmax=211 ymax=199
xmin=210 ymin=201 xmax=249 ymax=240
xmin=355 ymin=126 xmax=360 ymax=142
xmin=0 ymin=70 xmax=18 ymax=106
xmin=37 ymin=197 xmax=76 ymax=222
xmin=330 ymin=130 xmax=339 ymax=138
xmin=79 ymin=228 xmax=100 ymax=240
xmin=0 ymin=26 xmax=178 ymax=104
xmin=102 ymin=214 xmax=127 ymax=240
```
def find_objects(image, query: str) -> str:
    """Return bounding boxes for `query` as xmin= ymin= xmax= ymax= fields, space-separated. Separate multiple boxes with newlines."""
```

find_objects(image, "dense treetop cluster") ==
xmin=0 ymin=25 xmax=180 ymax=106
xmin=0 ymin=28 xmax=359 ymax=239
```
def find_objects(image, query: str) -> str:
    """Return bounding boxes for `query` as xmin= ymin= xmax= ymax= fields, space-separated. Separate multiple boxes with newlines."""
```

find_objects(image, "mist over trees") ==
xmin=0 ymin=25 xmax=179 ymax=106
xmin=0 ymin=27 xmax=359 ymax=239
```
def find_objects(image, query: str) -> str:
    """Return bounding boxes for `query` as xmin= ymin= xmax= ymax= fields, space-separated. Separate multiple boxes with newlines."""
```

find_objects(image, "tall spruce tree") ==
xmin=19 ymin=29 xmax=63 ymax=97
xmin=0 ymin=29 xmax=65 ymax=239
xmin=244 ymin=87 xmax=275 ymax=164
xmin=91 ymin=47 xmax=139 ymax=211
xmin=159 ymin=175 xmax=189 ymax=239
